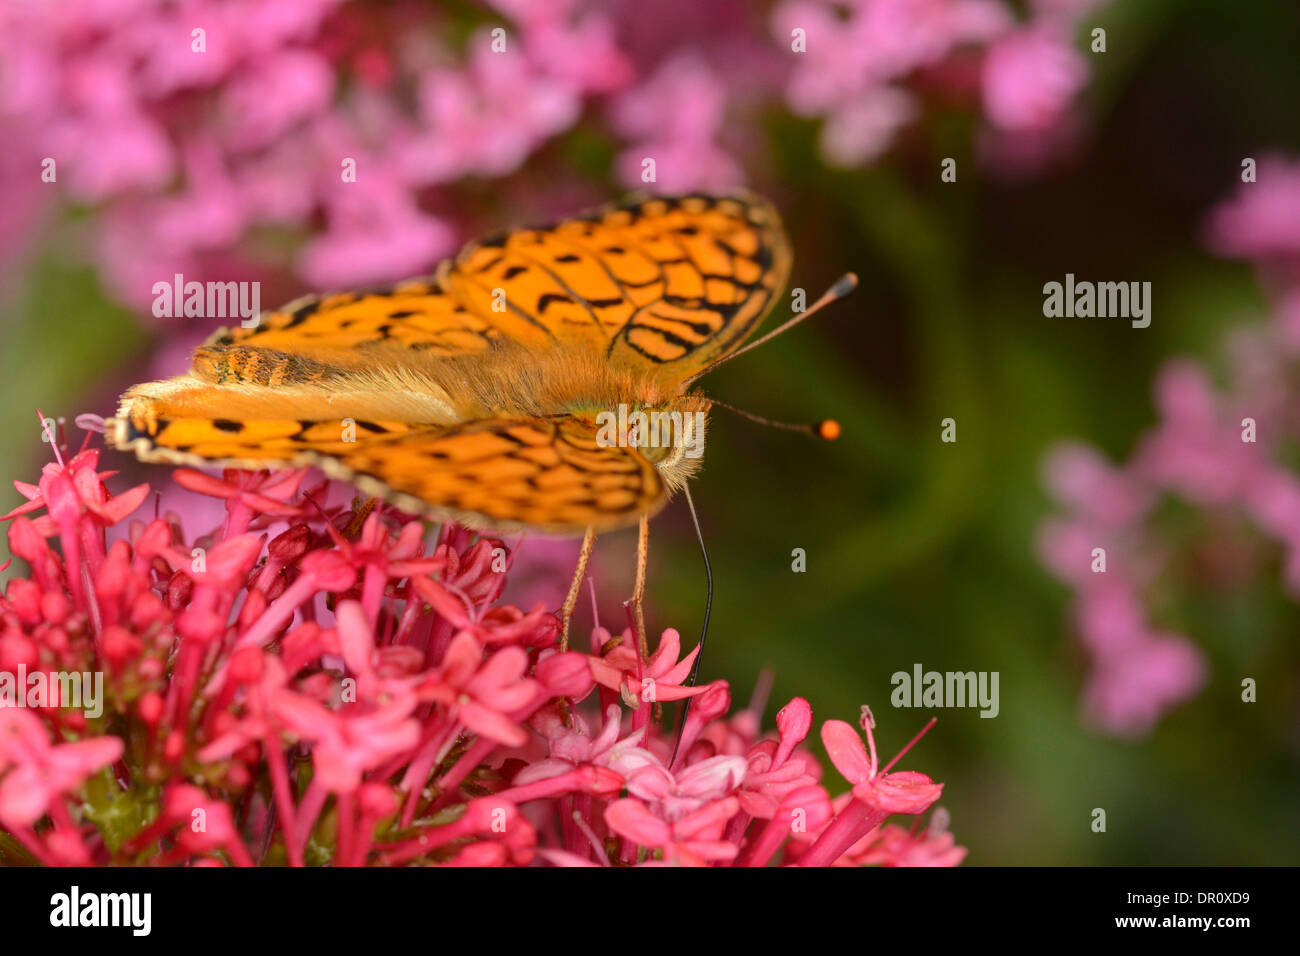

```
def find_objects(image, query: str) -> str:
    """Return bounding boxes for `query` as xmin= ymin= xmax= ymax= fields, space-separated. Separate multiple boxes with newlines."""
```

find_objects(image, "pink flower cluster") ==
xmin=772 ymin=0 xmax=1106 ymax=168
xmin=1039 ymin=158 xmax=1300 ymax=736
xmin=0 ymin=436 xmax=961 ymax=866
xmin=0 ymin=0 xmax=1110 ymax=324
xmin=0 ymin=0 xmax=632 ymax=304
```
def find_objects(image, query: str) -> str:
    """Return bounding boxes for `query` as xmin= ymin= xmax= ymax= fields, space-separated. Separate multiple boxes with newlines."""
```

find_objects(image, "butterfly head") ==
xmin=592 ymin=394 xmax=709 ymax=491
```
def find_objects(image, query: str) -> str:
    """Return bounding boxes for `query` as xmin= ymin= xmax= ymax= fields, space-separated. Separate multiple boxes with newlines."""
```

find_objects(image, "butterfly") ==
xmin=109 ymin=192 xmax=853 ymax=650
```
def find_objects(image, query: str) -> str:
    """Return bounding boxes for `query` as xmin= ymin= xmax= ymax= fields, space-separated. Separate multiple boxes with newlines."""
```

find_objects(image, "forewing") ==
xmin=203 ymin=194 xmax=790 ymax=378
xmin=448 ymin=192 xmax=792 ymax=378
xmin=204 ymin=278 xmax=509 ymax=359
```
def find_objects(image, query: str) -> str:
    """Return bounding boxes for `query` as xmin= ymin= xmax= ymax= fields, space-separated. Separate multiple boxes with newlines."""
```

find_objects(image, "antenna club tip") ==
xmin=817 ymin=419 xmax=841 ymax=441
xmin=832 ymin=273 xmax=859 ymax=297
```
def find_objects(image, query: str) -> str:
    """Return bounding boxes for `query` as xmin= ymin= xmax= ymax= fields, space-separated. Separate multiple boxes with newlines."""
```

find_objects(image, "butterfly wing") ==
xmin=204 ymin=279 xmax=507 ymax=360
xmin=113 ymin=388 xmax=664 ymax=533
xmin=445 ymin=192 xmax=792 ymax=376
xmin=205 ymin=193 xmax=791 ymax=374
xmin=331 ymin=416 xmax=666 ymax=532
xmin=114 ymin=193 xmax=786 ymax=530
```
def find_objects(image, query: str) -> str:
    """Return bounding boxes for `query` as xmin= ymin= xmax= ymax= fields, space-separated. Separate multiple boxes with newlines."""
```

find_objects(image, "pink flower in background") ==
xmin=0 ymin=0 xmax=1108 ymax=331
xmin=981 ymin=25 xmax=1087 ymax=132
xmin=818 ymin=86 xmax=918 ymax=166
xmin=976 ymin=17 xmax=1091 ymax=175
xmin=0 ymin=0 xmax=632 ymax=314
xmin=856 ymin=0 xmax=1010 ymax=79
xmin=298 ymin=175 xmax=457 ymax=288
xmin=776 ymin=0 xmax=1009 ymax=104
xmin=1206 ymin=156 xmax=1300 ymax=268
xmin=486 ymin=0 xmax=634 ymax=95
xmin=1039 ymin=160 xmax=1300 ymax=735
xmin=48 ymin=109 xmax=175 ymax=203
xmin=1082 ymin=631 xmax=1207 ymax=734
xmin=1042 ymin=443 xmax=1153 ymax=535
xmin=1029 ymin=0 xmax=1109 ymax=17
xmin=1040 ymin=436 xmax=1209 ymax=736
xmin=775 ymin=1 xmax=871 ymax=116
xmin=772 ymin=0 xmax=1106 ymax=170
xmin=0 ymin=137 xmax=52 ymax=278
xmin=611 ymin=55 xmax=742 ymax=192
xmin=1136 ymin=361 xmax=1267 ymax=506
xmin=397 ymin=33 xmax=586 ymax=186
xmin=220 ymin=50 xmax=335 ymax=151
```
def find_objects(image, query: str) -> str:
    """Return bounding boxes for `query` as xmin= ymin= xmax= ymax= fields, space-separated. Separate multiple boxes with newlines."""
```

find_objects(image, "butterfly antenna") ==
xmin=681 ymin=272 xmax=858 ymax=387
xmin=707 ymin=398 xmax=841 ymax=442
xmin=671 ymin=483 xmax=712 ymax=769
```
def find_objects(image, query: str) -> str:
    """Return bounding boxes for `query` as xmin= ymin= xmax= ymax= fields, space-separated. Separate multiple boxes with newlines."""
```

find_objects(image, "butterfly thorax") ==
xmin=397 ymin=343 xmax=710 ymax=491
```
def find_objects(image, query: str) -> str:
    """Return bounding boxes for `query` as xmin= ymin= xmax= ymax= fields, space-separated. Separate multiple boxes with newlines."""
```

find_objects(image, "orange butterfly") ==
xmin=109 ymin=193 xmax=853 ymax=650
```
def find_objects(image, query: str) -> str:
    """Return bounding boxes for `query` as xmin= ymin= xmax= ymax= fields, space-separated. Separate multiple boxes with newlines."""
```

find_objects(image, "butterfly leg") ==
xmin=344 ymin=497 xmax=380 ymax=538
xmin=560 ymin=527 xmax=596 ymax=652
xmin=626 ymin=514 xmax=650 ymax=659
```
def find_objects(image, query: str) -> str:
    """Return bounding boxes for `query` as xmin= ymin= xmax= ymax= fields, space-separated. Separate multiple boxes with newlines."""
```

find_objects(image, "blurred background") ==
xmin=2 ymin=0 xmax=1299 ymax=864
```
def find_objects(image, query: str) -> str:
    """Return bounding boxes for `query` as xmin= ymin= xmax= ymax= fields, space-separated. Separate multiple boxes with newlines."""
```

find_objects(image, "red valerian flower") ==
xmin=0 ymin=436 xmax=962 ymax=867
xmin=848 ymin=810 xmax=970 ymax=867
xmin=793 ymin=706 xmax=944 ymax=867
xmin=605 ymin=794 xmax=742 ymax=866
xmin=0 ymin=708 xmax=121 ymax=829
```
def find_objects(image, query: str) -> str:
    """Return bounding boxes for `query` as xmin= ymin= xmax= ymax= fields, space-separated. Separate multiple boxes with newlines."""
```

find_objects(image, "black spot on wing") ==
xmin=536 ymin=292 xmax=575 ymax=313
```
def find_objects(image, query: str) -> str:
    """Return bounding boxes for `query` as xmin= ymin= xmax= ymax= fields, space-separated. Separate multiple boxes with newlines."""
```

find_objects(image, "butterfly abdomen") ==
xmin=192 ymin=346 xmax=335 ymax=387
